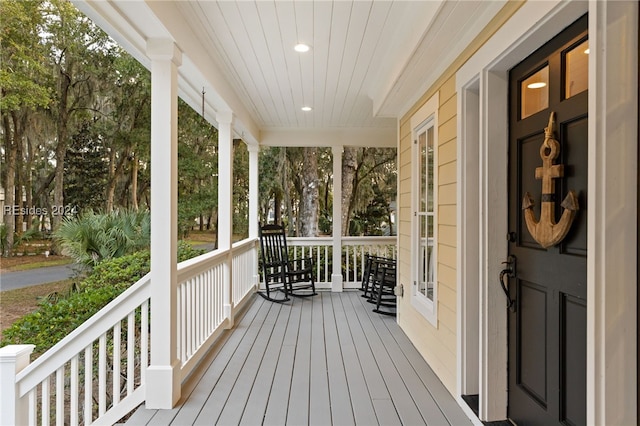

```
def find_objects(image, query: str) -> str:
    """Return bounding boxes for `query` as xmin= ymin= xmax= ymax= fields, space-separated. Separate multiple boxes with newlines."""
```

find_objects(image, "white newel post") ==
xmin=248 ymin=144 xmax=260 ymax=289
xmin=331 ymin=145 xmax=344 ymax=292
xmin=146 ymin=39 xmax=181 ymax=409
xmin=0 ymin=345 xmax=34 ymax=426
xmin=218 ymin=112 xmax=235 ymax=327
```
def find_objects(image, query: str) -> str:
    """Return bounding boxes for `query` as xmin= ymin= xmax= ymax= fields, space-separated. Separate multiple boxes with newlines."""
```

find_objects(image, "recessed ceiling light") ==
xmin=301 ymin=106 xmax=312 ymax=112
xmin=527 ymin=82 xmax=547 ymax=89
xmin=294 ymin=43 xmax=310 ymax=53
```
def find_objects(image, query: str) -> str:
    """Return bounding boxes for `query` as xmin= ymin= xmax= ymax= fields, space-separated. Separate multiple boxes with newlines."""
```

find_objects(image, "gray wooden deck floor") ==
xmin=125 ymin=291 xmax=473 ymax=426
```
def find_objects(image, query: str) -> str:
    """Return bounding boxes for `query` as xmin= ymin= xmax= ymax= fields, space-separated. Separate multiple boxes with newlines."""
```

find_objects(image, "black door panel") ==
xmin=507 ymin=13 xmax=588 ymax=426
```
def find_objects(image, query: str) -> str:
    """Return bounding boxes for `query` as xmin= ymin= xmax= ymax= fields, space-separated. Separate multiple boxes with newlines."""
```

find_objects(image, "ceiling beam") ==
xmin=260 ymin=127 xmax=397 ymax=148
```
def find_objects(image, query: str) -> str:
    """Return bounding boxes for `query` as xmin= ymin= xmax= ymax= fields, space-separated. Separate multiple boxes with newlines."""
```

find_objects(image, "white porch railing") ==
xmin=0 ymin=238 xmax=259 ymax=426
xmin=1 ymin=235 xmax=393 ymax=425
xmin=7 ymin=274 xmax=152 ymax=426
xmin=177 ymin=239 xmax=258 ymax=380
xmin=285 ymin=236 xmax=396 ymax=289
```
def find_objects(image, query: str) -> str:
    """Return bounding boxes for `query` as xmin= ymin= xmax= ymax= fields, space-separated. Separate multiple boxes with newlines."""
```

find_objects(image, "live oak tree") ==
xmin=0 ymin=0 xmax=51 ymax=255
xmin=299 ymin=147 xmax=319 ymax=237
xmin=341 ymin=147 xmax=396 ymax=236
xmin=41 ymin=0 xmax=115 ymax=229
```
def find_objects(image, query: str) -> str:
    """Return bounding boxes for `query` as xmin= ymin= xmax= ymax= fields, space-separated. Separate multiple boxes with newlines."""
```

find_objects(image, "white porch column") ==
xmin=146 ymin=39 xmax=181 ymax=409
xmin=588 ymin=2 xmax=638 ymax=424
xmin=248 ymin=144 xmax=260 ymax=290
xmin=218 ymin=112 xmax=235 ymax=327
xmin=331 ymin=145 xmax=344 ymax=292
xmin=0 ymin=345 xmax=34 ymax=426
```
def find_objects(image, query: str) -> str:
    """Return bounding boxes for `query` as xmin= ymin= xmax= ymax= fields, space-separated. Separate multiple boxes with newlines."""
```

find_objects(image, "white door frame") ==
xmin=456 ymin=0 xmax=637 ymax=423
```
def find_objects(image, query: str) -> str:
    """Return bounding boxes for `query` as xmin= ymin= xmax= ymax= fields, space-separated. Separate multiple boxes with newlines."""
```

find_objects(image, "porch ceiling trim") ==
xmin=259 ymin=127 xmax=397 ymax=148
xmin=378 ymin=0 xmax=509 ymax=120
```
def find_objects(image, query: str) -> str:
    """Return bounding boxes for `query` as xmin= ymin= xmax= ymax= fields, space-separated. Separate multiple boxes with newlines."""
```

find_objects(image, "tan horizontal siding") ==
xmin=396 ymin=0 xmax=524 ymax=397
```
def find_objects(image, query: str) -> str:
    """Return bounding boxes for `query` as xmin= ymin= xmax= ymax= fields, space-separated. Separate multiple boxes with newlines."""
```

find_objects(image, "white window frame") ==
xmin=411 ymin=92 xmax=439 ymax=326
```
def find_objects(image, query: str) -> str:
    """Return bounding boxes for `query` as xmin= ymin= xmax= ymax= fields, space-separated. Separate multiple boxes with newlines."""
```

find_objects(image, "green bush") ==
xmin=1 ymin=243 xmax=204 ymax=356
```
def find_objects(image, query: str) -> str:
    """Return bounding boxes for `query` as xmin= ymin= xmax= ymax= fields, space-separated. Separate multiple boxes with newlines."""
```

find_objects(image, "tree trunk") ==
xmin=106 ymin=148 xmax=128 ymax=212
xmin=299 ymin=147 xmax=319 ymax=237
xmin=274 ymin=192 xmax=281 ymax=224
xmin=15 ymin=119 xmax=24 ymax=235
xmin=341 ymin=147 xmax=358 ymax=236
xmin=2 ymin=114 xmax=16 ymax=256
xmin=25 ymin=136 xmax=34 ymax=229
xmin=130 ymin=153 xmax=139 ymax=211
xmin=52 ymin=70 xmax=71 ymax=231
xmin=106 ymin=148 xmax=116 ymax=212
xmin=281 ymin=149 xmax=295 ymax=236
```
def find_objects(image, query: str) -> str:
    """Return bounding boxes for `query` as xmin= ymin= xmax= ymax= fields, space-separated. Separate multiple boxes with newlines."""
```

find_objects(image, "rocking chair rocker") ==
xmin=258 ymin=223 xmax=317 ymax=302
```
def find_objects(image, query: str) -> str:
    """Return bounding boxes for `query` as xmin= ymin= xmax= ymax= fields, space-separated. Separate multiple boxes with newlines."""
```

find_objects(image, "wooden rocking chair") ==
xmin=258 ymin=223 xmax=317 ymax=302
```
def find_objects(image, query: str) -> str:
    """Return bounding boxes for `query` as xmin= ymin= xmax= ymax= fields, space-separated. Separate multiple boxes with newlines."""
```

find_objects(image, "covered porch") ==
xmin=125 ymin=291 xmax=471 ymax=426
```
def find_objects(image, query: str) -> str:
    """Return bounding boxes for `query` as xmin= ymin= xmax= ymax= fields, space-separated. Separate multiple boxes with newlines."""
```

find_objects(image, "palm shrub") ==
xmin=53 ymin=209 xmax=151 ymax=268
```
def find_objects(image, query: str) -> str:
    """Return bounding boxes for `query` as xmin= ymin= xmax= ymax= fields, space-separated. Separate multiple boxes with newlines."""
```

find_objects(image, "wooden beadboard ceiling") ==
xmin=175 ymin=0 xmax=426 ymax=130
xmin=73 ymin=0 xmax=507 ymax=142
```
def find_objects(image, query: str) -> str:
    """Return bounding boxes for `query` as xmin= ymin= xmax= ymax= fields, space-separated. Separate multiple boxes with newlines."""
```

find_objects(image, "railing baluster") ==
xmin=200 ymin=275 xmax=204 ymax=344
xmin=56 ymin=366 xmax=64 ymax=426
xmin=28 ymin=388 xmax=36 ymax=425
xmin=141 ymin=300 xmax=149 ymax=383
xmin=194 ymin=277 xmax=200 ymax=352
xmin=345 ymin=246 xmax=351 ymax=283
xmin=113 ymin=321 xmax=121 ymax=405
xmin=127 ymin=312 xmax=134 ymax=396
xmin=187 ymin=281 xmax=192 ymax=358
xmin=325 ymin=246 xmax=329 ymax=282
xmin=84 ymin=345 xmax=92 ymax=424
xmin=71 ymin=355 xmax=79 ymax=426
xmin=179 ymin=285 xmax=185 ymax=361
xmin=99 ymin=333 xmax=106 ymax=416
xmin=42 ymin=376 xmax=50 ymax=426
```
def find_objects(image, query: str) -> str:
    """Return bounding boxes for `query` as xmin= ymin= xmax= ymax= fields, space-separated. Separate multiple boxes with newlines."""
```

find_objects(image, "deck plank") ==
xmin=380 ymin=313 xmax=474 ymax=426
xmin=167 ymin=297 xmax=265 ymax=426
xmin=342 ymin=293 xmax=393 ymax=402
xmin=309 ymin=295 xmax=332 ymax=426
xmin=238 ymin=303 xmax=291 ymax=425
xmin=355 ymin=293 xmax=451 ymax=425
xmin=347 ymin=291 xmax=426 ymax=425
xmin=262 ymin=299 xmax=301 ymax=425
xmin=323 ymin=293 xmax=356 ymax=425
xmin=286 ymin=297 xmax=313 ymax=425
xmin=333 ymin=293 xmax=379 ymax=426
xmin=216 ymin=302 xmax=282 ymax=425
xmin=125 ymin=291 xmax=476 ymax=426
xmin=192 ymin=300 xmax=273 ymax=425
xmin=128 ymin=296 xmax=266 ymax=426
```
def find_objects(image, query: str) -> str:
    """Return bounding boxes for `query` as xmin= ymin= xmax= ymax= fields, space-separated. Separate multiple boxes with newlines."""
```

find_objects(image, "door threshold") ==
xmin=461 ymin=394 xmax=515 ymax=426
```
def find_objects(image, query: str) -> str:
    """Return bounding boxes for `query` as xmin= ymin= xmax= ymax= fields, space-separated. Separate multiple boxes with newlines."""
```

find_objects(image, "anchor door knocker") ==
xmin=522 ymin=112 xmax=579 ymax=249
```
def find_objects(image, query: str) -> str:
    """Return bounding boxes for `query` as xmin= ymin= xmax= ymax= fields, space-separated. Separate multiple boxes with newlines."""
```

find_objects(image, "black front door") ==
xmin=507 ymin=14 xmax=588 ymax=426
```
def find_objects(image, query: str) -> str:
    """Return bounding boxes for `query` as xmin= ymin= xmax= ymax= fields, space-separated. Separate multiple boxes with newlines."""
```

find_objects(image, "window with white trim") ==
xmin=411 ymin=93 xmax=438 ymax=325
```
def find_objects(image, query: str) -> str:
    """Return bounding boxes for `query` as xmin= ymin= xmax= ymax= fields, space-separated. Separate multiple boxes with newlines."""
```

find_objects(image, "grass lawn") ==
xmin=1 ymin=254 xmax=73 ymax=272
xmin=0 ymin=279 xmax=75 ymax=340
xmin=1 ymin=254 xmax=77 ymax=339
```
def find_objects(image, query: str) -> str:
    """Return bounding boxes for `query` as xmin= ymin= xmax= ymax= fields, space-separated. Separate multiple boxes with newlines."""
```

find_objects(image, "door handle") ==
xmin=499 ymin=255 xmax=516 ymax=312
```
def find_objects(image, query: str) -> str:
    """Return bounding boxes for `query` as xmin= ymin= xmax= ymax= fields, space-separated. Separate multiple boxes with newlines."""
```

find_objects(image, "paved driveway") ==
xmin=0 ymin=264 xmax=79 ymax=291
